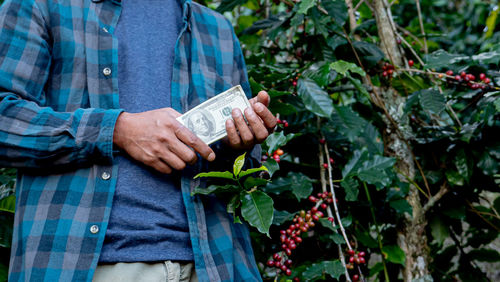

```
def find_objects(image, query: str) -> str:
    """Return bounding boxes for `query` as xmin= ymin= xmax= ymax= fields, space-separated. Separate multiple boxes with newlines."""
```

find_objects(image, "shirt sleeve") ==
xmin=0 ymin=0 xmax=123 ymax=169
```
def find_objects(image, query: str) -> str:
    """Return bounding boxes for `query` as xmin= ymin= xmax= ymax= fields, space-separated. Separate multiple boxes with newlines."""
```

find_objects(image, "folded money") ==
xmin=177 ymin=85 xmax=252 ymax=145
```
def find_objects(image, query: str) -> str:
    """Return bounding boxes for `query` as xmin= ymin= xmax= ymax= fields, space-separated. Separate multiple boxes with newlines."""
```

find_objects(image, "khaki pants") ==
xmin=92 ymin=261 xmax=198 ymax=282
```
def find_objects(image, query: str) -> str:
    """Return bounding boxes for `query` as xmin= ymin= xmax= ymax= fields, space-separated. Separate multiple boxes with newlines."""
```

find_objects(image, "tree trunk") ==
xmin=371 ymin=1 xmax=431 ymax=280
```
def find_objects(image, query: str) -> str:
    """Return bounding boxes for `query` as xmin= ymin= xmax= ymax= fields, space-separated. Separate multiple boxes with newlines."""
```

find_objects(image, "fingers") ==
xmin=225 ymin=119 xmax=242 ymax=148
xmin=174 ymin=125 xmax=215 ymax=162
xmin=249 ymin=90 xmax=270 ymax=106
xmin=232 ymin=108 xmax=254 ymax=146
xmin=244 ymin=107 xmax=269 ymax=143
xmin=256 ymin=90 xmax=271 ymax=107
xmin=253 ymin=102 xmax=277 ymax=130
xmin=151 ymin=161 xmax=173 ymax=174
xmin=160 ymin=150 xmax=189 ymax=171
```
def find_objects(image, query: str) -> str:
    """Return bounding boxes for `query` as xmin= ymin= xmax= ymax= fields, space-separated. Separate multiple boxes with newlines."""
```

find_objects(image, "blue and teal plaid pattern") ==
xmin=0 ymin=0 xmax=261 ymax=281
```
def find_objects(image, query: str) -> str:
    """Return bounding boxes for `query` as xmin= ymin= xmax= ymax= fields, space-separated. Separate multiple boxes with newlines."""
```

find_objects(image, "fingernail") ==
xmin=233 ymin=109 xmax=241 ymax=117
xmin=208 ymin=152 xmax=215 ymax=162
xmin=246 ymin=107 xmax=256 ymax=117
xmin=254 ymin=103 xmax=264 ymax=113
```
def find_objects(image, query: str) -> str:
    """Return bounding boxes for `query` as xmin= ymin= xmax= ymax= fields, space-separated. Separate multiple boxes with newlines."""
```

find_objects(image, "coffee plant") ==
xmin=1 ymin=0 xmax=500 ymax=281
xmin=201 ymin=0 xmax=500 ymax=281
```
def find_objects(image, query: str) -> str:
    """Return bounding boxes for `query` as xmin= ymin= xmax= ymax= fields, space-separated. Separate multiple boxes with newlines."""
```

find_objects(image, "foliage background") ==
xmin=198 ymin=0 xmax=500 ymax=281
xmin=0 ymin=0 xmax=499 ymax=281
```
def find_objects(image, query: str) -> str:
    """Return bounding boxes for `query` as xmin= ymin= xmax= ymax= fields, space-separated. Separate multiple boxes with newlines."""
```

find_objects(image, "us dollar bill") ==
xmin=177 ymin=85 xmax=252 ymax=145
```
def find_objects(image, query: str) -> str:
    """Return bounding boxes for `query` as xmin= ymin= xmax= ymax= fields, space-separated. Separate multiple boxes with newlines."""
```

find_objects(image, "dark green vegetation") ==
xmin=199 ymin=0 xmax=500 ymax=281
xmin=1 ymin=0 xmax=499 ymax=281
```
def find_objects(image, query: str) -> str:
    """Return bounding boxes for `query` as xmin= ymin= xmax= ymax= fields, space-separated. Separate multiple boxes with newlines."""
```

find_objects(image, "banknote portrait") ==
xmin=186 ymin=109 xmax=216 ymax=140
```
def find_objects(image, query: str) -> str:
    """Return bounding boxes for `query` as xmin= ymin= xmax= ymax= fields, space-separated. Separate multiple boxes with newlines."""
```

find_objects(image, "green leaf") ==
xmin=355 ymin=230 xmax=378 ymax=248
xmin=238 ymin=165 xmax=268 ymax=179
xmin=297 ymin=0 xmax=317 ymax=14
xmin=442 ymin=206 xmax=466 ymax=220
xmin=424 ymin=50 xmax=469 ymax=69
xmin=382 ymin=245 xmax=406 ymax=265
xmin=241 ymin=190 xmax=274 ymax=235
xmin=445 ymin=170 xmax=464 ymax=186
xmin=288 ymin=172 xmax=314 ymax=201
xmin=264 ymin=172 xmax=313 ymax=201
xmin=419 ymin=89 xmax=445 ymax=114
xmin=194 ymin=171 xmax=234 ymax=180
xmin=0 ymin=214 xmax=13 ymax=248
xmin=297 ymin=78 xmax=334 ymax=118
xmin=393 ymin=73 xmax=428 ymax=96
xmin=347 ymin=76 xmax=370 ymax=100
xmin=303 ymin=260 xmax=344 ymax=280
xmin=330 ymin=60 xmax=365 ymax=77
xmin=329 ymin=233 xmax=345 ymax=244
xmin=302 ymin=62 xmax=337 ymax=87
xmin=273 ymin=210 xmax=295 ymax=225
xmin=494 ymin=97 xmax=500 ymax=112
xmin=227 ymin=194 xmax=241 ymax=224
xmin=357 ymin=155 xmax=396 ymax=186
xmin=321 ymin=0 xmax=348 ymax=26
xmin=319 ymin=217 xmax=337 ymax=231
xmin=342 ymin=149 xmax=368 ymax=178
xmin=191 ymin=185 xmax=239 ymax=196
xmin=341 ymin=177 xmax=359 ymax=201
xmin=233 ymin=153 xmax=246 ymax=177
xmin=430 ymin=217 xmax=449 ymax=247
xmin=263 ymin=159 xmax=280 ymax=178
xmin=324 ymin=260 xmax=344 ymax=280
xmin=389 ymin=199 xmax=413 ymax=216
xmin=0 ymin=195 xmax=15 ymax=214
xmin=454 ymin=149 xmax=472 ymax=183
xmin=471 ymin=51 xmax=500 ymax=65
xmin=336 ymin=41 xmax=384 ymax=68
xmin=243 ymin=177 xmax=269 ymax=190
xmin=369 ymin=262 xmax=384 ymax=277
xmin=468 ymin=249 xmax=500 ymax=262
xmin=263 ymin=131 xmax=288 ymax=155
xmin=227 ymin=194 xmax=240 ymax=214
xmin=340 ymin=215 xmax=352 ymax=228
xmin=477 ymin=152 xmax=499 ymax=175
xmin=330 ymin=106 xmax=368 ymax=142
xmin=215 ymin=0 xmax=247 ymax=13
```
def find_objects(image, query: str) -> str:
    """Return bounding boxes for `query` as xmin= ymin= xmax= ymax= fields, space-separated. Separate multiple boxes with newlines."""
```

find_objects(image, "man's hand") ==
xmin=113 ymin=108 xmax=215 ymax=174
xmin=225 ymin=90 xmax=277 ymax=150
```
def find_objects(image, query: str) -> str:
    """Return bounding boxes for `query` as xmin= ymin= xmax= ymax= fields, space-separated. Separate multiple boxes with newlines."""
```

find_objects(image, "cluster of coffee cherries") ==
xmin=346 ymin=249 xmax=366 ymax=268
xmin=322 ymin=157 xmax=335 ymax=169
xmin=289 ymin=73 xmax=302 ymax=87
xmin=276 ymin=118 xmax=289 ymax=128
xmin=266 ymin=192 xmax=335 ymax=276
xmin=444 ymin=70 xmax=492 ymax=90
xmin=262 ymin=148 xmax=285 ymax=163
xmin=381 ymin=62 xmax=395 ymax=78
xmin=345 ymin=249 xmax=367 ymax=281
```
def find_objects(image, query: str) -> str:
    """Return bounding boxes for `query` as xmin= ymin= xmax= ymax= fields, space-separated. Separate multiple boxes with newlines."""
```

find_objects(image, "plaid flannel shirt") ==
xmin=0 ymin=0 xmax=262 ymax=281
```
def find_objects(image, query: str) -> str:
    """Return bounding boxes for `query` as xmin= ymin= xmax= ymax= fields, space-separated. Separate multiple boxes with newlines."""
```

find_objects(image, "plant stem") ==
xmin=363 ymin=181 xmax=390 ymax=282
xmin=317 ymin=119 xmax=352 ymax=282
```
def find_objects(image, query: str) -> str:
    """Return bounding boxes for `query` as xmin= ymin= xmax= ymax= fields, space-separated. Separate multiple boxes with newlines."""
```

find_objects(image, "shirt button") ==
xmin=101 ymin=171 xmax=111 ymax=180
xmin=90 ymin=225 xmax=99 ymax=234
xmin=102 ymin=67 xmax=112 ymax=76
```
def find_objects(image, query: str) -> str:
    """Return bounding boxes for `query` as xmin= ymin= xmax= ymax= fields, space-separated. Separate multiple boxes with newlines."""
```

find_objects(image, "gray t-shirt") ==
xmin=99 ymin=0 xmax=193 ymax=263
